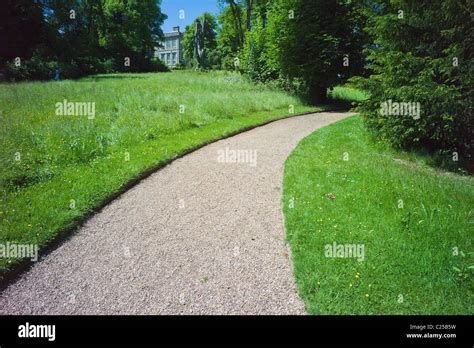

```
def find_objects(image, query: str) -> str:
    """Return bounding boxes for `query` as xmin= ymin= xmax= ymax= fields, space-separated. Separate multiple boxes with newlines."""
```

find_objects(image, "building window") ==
xmin=172 ymin=52 xmax=177 ymax=65
xmin=161 ymin=54 xmax=165 ymax=61
xmin=166 ymin=53 xmax=171 ymax=65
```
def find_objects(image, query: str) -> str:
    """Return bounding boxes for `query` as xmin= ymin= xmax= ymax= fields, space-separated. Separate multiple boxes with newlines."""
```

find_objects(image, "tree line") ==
xmin=183 ymin=0 xmax=367 ymax=102
xmin=0 ymin=0 xmax=168 ymax=80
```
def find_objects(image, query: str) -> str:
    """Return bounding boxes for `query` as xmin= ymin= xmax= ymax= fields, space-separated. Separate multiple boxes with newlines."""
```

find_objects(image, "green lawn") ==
xmin=0 ymin=70 xmax=325 ymax=279
xmin=282 ymin=115 xmax=473 ymax=314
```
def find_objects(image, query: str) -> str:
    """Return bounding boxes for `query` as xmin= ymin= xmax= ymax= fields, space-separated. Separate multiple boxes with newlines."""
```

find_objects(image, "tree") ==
xmin=99 ymin=0 xmax=167 ymax=71
xmin=265 ymin=0 xmax=367 ymax=102
xmin=221 ymin=0 xmax=244 ymax=47
xmin=217 ymin=4 xmax=244 ymax=70
xmin=43 ymin=0 xmax=107 ymax=76
xmin=194 ymin=17 xmax=206 ymax=69
xmin=182 ymin=12 xmax=219 ymax=69
xmin=1 ymin=0 xmax=168 ymax=80
xmin=0 ymin=0 xmax=47 ymax=67
xmin=217 ymin=0 xmax=268 ymax=70
xmin=239 ymin=0 xmax=276 ymax=82
xmin=353 ymin=0 xmax=473 ymax=171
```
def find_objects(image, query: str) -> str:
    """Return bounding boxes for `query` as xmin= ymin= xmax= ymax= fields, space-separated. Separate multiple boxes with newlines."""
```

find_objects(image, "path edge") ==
xmin=0 ymin=107 xmax=348 ymax=292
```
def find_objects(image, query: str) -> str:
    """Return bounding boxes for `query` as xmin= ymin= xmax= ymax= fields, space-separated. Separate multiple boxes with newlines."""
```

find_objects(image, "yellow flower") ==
xmin=349 ymin=283 xmax=353 ymax=288
xmin=368 ymin=284 xmax=372 ymax=288
xmin=448 ymin=204 xmax=453 ymax=209
xmin=365 ymin=294 xmax=369 ymax=298
xmin=28 ymin=224 xmax=32 ymax=227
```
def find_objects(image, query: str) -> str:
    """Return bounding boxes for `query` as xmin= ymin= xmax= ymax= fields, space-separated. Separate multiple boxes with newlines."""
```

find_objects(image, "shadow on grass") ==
xmin=325 ymin=99 xmax=356 ymax=111
xmin=304 ymin=98 xmax=357 ymax=112
xmin=295 ymin=85 xmax=364 ymax=112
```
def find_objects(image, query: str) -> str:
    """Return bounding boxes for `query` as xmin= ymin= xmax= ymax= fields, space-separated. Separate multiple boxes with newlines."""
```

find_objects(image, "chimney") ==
xmin=172 ymin=26 xmax=180 ymax=32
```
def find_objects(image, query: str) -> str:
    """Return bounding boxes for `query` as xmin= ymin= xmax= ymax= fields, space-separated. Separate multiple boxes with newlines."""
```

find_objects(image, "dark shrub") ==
xmin=353 ymin=1 xmax=473 ymax=172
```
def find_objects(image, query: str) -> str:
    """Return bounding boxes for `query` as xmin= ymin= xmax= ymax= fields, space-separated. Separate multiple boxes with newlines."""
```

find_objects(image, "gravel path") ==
xmin=0 ymin=111 xmax=351 ymax=315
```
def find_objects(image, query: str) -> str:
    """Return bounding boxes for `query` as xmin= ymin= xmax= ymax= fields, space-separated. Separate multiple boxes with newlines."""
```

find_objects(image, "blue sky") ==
xmin=160 ymin=0 xmax=221 ymax=33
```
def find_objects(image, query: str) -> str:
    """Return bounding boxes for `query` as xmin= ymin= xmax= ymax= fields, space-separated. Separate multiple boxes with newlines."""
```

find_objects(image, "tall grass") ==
xmin=1 ymin=71 xmax=305 ymax=192
xmin=328 ymin=85 xmax=369 ymax=103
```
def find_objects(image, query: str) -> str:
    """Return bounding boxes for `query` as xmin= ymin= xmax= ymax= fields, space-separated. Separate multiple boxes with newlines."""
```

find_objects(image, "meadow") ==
xmin=0 ymin=70 xmax=325 ymax=278
xmin=282 ymin=116 xmax=474 ymax=314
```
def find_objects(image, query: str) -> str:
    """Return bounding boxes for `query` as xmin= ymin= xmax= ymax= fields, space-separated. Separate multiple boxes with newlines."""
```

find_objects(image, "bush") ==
xmin=2 ymin=55 xmax=169 ymax=81
xmin=144 ymin=58 xmax=169 ymax=72
xmin=3 ymin=51 xmax=54 ymax=81
xmin=2 ymin=49 xmax=89 ymax=81
xmin=353 ymin=1 xmax=473 ymax=172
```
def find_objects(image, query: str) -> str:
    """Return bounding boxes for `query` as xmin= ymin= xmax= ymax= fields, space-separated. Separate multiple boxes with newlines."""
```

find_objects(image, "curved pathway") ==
xmin=0 ymin=111 xmax=351 ymax=314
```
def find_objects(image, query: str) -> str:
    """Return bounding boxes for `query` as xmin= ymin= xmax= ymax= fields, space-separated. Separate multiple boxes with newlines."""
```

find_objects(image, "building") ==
xmin=155 ymin=26 xmax=184 ymax=68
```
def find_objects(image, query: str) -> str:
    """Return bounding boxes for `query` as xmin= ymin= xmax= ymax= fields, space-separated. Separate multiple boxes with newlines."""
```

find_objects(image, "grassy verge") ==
xmin=0 ymin=70 xmax=329 ymax=280
xmin=328 ymin=85 xmax=369 ymax=104
xmin=282 ymin=115 xmax=473 ymax=314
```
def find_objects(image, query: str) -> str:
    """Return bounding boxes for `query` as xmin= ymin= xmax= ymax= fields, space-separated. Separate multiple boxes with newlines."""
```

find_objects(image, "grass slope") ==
xmin=328 ymin=85 xmax=368 ymax=104
xmin=0 ymin=70 xmax=323 ymax=279
xmin=282 ymin=115 xmax=473 ymax=314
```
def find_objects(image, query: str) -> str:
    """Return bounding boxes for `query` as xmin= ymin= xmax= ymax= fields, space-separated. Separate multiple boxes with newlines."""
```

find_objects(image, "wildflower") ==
xmin=325 ymin=192 xmax=336 ymax=200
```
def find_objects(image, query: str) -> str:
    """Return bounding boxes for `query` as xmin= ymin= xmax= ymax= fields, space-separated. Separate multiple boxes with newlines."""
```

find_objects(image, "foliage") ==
xmin=239 ymin=2 xmax=277 ymax=83
xmin=353 ymin=0 xmax=474 ymax=172
xmin=216 ymin=0 xmax=368 ymax=101
xmin=264 ymin=0 xmax=368 ymax=102
xmin=217 ymin=4 xmax=244 ymax=70
xmin=99 ymin=0 xmax=167 ymax=72
xmin=1 ymin=0 xmax=167 ymax=80
xmin=0 ymin=0 xmax=47 ymax=66
xmin=182 ymin=12 xmax=220 ymax=70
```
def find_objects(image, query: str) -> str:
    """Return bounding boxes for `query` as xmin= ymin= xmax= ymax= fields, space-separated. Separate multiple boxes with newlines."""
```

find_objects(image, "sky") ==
xmin=160 ymin=0 xmax=222 ymax=33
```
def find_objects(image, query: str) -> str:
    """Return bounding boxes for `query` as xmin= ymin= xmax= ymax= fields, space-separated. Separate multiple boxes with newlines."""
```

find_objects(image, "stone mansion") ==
xmin=155 ymin=26 xmax=184 ymax=68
